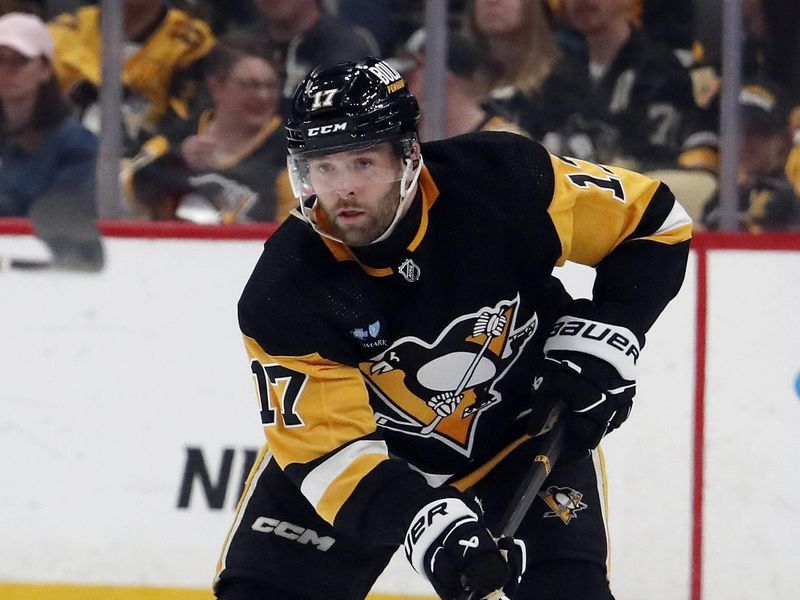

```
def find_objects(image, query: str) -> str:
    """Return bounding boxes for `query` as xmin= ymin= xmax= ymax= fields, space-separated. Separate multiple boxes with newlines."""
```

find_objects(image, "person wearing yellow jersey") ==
xmin=48 ymin=0 xmax=215 ymax=155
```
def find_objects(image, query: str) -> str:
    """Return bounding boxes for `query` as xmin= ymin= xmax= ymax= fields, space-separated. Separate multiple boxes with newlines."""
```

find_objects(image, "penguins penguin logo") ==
xmin=360 ymin=295 xmax=538 ymax=455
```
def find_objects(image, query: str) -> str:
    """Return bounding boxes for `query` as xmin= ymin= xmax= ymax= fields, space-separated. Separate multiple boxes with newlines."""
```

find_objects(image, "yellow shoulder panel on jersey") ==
xmin=243 ymin=335 xmax=389 ymax=523
xmin=548 ymin=154 xmax=692 ymax=267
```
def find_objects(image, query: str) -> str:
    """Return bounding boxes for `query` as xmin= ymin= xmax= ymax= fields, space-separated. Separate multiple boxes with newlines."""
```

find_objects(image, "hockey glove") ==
xmin=404 ymin=495 xmax=525 ymax=600
xmin=529 ymin=312 xmax=639 ymax=456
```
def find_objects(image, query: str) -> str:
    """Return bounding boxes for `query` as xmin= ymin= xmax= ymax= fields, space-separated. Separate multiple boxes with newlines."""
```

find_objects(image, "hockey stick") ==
xmin=456 ymin=401 xmax=567 ymax=600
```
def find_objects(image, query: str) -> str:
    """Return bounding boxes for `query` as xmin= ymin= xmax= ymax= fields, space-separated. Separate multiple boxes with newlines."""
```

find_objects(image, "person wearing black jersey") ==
xmin=213 ymin=57 xmax=692 ymax=600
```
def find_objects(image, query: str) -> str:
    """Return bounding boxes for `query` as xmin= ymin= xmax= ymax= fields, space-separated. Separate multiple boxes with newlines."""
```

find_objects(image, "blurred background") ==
xmin=0 ymin=0 xmax=798 ymax=240
xmin=0 ymin=2 xmax=798 ymax=600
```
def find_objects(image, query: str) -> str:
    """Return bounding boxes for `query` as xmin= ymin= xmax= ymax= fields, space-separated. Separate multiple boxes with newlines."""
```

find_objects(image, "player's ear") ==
xmin=409 ymin=139 xmax=421 ymax=162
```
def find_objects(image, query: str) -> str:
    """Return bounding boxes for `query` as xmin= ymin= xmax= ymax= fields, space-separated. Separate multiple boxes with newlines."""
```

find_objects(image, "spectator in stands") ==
xmin=123 ymin=32 xmax=293 ymax=224
xmin=48 ymin=0 xmax=215 ymax=156
xmin=464 ymin=0 xmax=589 ymax=146
xmin=741 ymin=0 xmax=800 ymax=103
xmin=680 ymin=0 xmax=800 ymax=180
xmin=557 ymin=0 xmax=695 ymax=169
xmin=556 ymin=0 xmax=693 ymax=66
xmin=702 ymin=80 xmax=799 ymax=233
xmin=0 ymin=12 xmax=97 ymax=219
xmin=393 ymin=28 xmax=529 ymax=138
xmin=250 ymin=0 xmax=379 ymax=105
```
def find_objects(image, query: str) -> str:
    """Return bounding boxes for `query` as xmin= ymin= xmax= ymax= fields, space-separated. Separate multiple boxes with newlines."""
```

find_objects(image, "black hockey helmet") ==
xmin=285 ymin=56 xmax=420 ymax=157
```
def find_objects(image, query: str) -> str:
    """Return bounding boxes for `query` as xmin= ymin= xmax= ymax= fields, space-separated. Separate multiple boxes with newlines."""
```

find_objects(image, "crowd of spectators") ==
xmin=0 ymin=0 xmax=797 ymax=232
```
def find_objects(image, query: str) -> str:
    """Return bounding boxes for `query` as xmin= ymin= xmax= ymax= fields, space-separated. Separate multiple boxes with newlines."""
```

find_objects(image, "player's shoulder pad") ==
xmin=238 ymin=217 xmax=335 ymax=347
xmin=421 ymin=130 xmax=556 ymax=208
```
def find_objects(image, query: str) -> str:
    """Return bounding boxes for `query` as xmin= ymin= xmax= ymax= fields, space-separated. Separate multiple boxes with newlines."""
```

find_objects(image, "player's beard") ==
xmin=324 ymin=181 xmax=402 ymax=247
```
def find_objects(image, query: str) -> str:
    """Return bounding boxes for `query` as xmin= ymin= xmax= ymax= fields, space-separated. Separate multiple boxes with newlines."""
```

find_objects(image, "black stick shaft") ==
xmin=455 ymin=402 xmax=567 ymax=600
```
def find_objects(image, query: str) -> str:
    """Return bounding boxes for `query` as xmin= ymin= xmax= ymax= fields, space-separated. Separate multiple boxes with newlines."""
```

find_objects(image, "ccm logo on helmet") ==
xmin=251 ymin=516 xmax=336 ymax=552
xmin=307 ymin=122 xmax=348 ymax=137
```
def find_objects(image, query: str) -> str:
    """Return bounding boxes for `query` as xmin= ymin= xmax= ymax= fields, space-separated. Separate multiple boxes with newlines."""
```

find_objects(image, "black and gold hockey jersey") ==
xmin=238 ymin=132 xmax=691 ymax=547
xmin=123 ymin=109 xmax=294 ymax=223
xmin=48 ymin=6 xmax=214 ymax=139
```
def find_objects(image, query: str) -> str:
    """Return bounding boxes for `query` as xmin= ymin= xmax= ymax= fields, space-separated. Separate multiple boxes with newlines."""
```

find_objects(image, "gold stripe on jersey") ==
xmin=318 ymin=164 xmax=441 ymax=272
xmin=593 ymin=446 xmax=612 ymax=575
xmin=317 ymin=452 xmax=389 ymax=522
xmin=301 ymin=439 xmax=389 ymax=507
xmin=450 ymin=434 xmax=530 ymax=492
xmin=243 ymin=335 xmax=388 ymax=522
xmin=548 ymin=155 xmax=691 ymax=267
xmin=408 ymin=163 xmax=440 ymax=250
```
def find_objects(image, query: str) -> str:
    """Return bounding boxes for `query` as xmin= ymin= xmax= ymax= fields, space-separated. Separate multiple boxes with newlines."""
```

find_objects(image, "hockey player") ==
xmin=213 ymin=57 xmax=691 ymax=600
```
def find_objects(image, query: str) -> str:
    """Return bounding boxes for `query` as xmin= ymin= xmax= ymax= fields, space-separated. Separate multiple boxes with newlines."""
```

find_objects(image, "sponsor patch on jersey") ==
xmin=539 ymin=486 xmax=588 ymax=524
xmin=361 ymin=295 xmax=538 ymax=456
xmin=351 ymin=320 xmax=387 ymax=348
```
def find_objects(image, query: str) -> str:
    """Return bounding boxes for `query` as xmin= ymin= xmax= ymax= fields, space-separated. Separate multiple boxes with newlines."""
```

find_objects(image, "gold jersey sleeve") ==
xmin=243 ymin=335 xmax=390 ymax=524
xmin=547 ymin=154 xmax=693 ymax=267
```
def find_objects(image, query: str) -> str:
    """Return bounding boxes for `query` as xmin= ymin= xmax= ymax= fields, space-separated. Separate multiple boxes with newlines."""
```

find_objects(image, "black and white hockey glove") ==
xmin=404 ymin=495 xmax=525 ymax=600
xmin=529 ymin=310 xmax=639 ymax=456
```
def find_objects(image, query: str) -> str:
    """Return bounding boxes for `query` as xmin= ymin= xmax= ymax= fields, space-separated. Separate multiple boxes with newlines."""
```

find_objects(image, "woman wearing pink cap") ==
xmin=0 ymin=12 xmax=98 ymax=220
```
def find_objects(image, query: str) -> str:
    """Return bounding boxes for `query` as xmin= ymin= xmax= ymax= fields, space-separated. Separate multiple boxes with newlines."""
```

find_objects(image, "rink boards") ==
xmin=0 ymin=224 xmax=798 ymax=600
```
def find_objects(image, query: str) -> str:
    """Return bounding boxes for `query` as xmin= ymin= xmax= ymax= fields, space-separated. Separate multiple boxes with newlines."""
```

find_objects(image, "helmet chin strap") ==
xmin=370 ymin=154 xmax=423 ymax=244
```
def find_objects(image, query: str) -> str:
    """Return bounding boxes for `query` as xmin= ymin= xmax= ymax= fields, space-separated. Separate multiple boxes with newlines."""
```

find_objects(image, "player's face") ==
xmin=473 ymin=0 xmax=524 ymax=35
xmin=307 ymin=143 xmax=405 ymax=246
